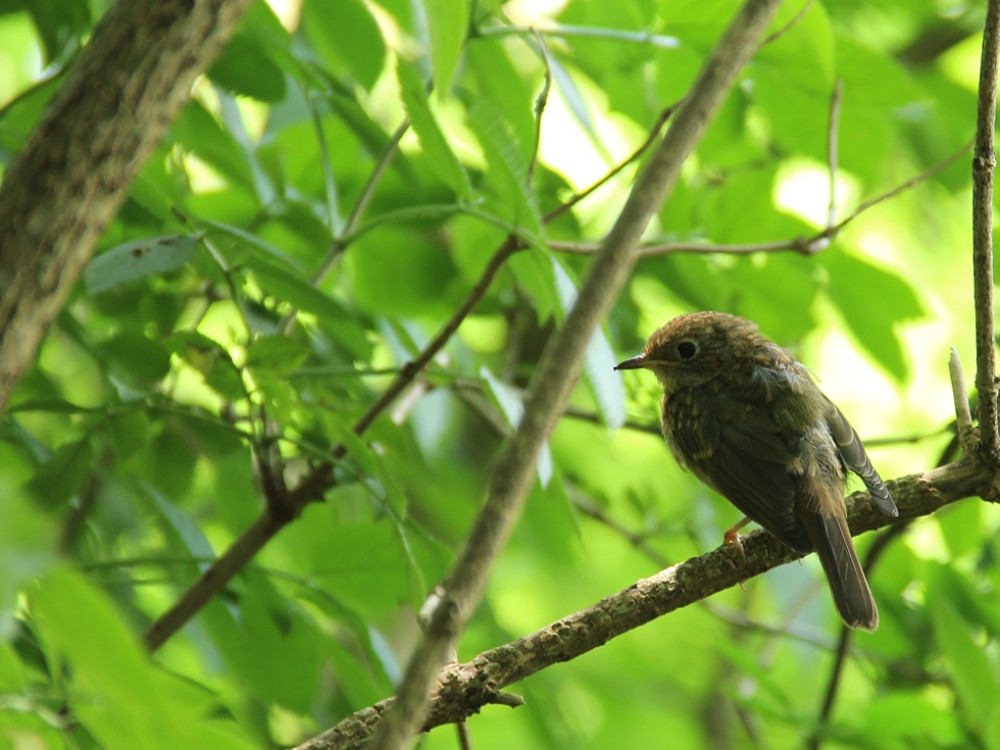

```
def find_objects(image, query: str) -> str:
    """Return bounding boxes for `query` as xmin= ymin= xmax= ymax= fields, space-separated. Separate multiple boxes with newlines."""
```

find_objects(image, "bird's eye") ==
xmin=676 ymin=340 xmax=698 ymax=359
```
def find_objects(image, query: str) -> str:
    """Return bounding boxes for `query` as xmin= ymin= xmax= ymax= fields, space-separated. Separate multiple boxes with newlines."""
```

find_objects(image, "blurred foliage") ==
xmin=0 ymin=0 xmax=998 ymax=748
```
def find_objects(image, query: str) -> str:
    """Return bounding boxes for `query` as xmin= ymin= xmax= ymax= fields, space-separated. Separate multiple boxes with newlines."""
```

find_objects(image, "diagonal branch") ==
xmin=294 ymin=458 xmax=990 ymax=750
xmin=366 ymin=1 xmax=786 ymax=747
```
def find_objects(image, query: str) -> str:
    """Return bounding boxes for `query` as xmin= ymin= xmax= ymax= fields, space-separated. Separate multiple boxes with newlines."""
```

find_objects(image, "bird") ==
xmin=615 ymin=311 xmax=898 ymax=630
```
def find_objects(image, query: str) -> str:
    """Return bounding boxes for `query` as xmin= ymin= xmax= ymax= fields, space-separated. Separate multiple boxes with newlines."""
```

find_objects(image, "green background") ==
xmin=0 ymin=0 xmax=996 ymax=748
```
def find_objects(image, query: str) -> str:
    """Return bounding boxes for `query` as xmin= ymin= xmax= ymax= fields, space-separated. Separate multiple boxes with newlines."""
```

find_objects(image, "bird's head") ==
xmin=615 ymin=311 xmax=762 ymax=390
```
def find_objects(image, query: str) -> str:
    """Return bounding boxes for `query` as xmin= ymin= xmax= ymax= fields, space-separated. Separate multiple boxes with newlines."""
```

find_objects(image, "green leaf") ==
xmin=31 ymin=568 xmax=159 ymax=713
xmin=144 ymin=486 xmax=216 ymax=562
xmin=243 ymin=254 xmax=351 ymax=322
xmin=98 ymin=330 xmax=172 ymax=388
xmin=170 ymin=101 xmax=257 ymax=190
xmin=0 ymin=483 xmax=55 ymax=614
xmin=27 ymin=438 xmax=93 ymax=509
xmin=167 ymin=331 xmax=247 ymax=402
xmin=151 ymin=428 xmax=199 ymax=498
xmin=204 ymin=220 xmax=301 ymax=268
xmin=293 ymin=570 xmax=399 ymax=691
xmin=303 ymin=0 xmax=386 ymax=90
xmin=822 ymin=251 xmax=924 ymax=381
xmin=208 ymin=32 xmax=286 ymax=103
xmin=467 ymin=98 xmax=542 ymax=236
xmin=937 ymin=501 xmax=985 ymax=560
xmin=397 ymin=60 xmax=472 ymax=199
xmin=347 ymin=226 xmax=458 ymax=318
xmin=84 ymin=235 xmax=197 ymax=294
xmin=467 ymin=41 xmax=536 ymax=159
xmin=246 ymin=335 xmax=311 ymax=377
xmin=315 ymin=522 xmax=414 ymax=614
xmin=280 ymin=505 xmax=416 ymax=618
xmin=213 ymin=451 xmax=260 ymax=533
xmin=326 ymin=419 xmax=409 ymax=518
xmin=550 ymin=257 xmax=626 ymax=429
xmin=105 ymin=409 xmax=149 ymax=460
xmin=928 ymin=582 xmax=999 ymax=730
xmin=320 ymin=88 xmax=421 ymax=187
xmin=0 ymin=640 xmax=27 ymax=693
xmin=325 ymin=638 xmax=388 ymax=709
xmin=756 ymin=1 xmax=834 ymax=86
xmin=861 ymin=692 xmax=964 ymax=745
xmin=201 ymin=571 xmax=323 ymax=712
xmin=31 ymin=569 xmax=256 ymax=750
xmin=834 ymin=34 xmax=927 ymax=182
xmin=508 ymin=249 xmax=556 ymax=320
xmin=480 ymin=366 xmax=553 ymax=486
xmin=26 ymin=0 xmax=90 ymax=64
xmin=517 ymin=472 xmax=581 ymax=561
xmin=713 ymin=253 xmax=821 ymax=342
xmin=420 ymin=0 xmax=469 ymax=95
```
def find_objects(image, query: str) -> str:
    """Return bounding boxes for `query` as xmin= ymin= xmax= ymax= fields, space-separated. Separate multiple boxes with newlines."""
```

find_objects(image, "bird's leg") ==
xmin=723 ymin=516 xmax=751 ymax=555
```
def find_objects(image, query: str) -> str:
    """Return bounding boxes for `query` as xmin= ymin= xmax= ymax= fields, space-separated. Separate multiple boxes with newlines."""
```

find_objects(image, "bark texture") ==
xmin=0 ymin=0 xmax=252 ymax=412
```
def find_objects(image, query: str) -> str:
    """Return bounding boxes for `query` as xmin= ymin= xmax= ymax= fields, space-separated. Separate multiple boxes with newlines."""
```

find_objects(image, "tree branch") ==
xmin=294 ymin=458 xmax=990 ymax=750
xmin=547 ymin=142 xmax=972 ymax=259
xmin=366 ymin=1 xmax=786 ymax=746
xmin=0 ymin=0 xmax=252 ymax=414
xmin=140 ymin=86 xmax=679 ymax=653
xmin=973 ymin=0 xmax=1000 ymax=461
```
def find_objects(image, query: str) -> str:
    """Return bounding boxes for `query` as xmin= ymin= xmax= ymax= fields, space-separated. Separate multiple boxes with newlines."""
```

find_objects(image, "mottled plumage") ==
xmin=616 ymin=311 xmax=897 ymax=630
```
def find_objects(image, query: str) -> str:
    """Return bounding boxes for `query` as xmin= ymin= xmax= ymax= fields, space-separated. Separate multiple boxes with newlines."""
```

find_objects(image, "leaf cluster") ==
xmin=0 ymin=0 xmax=997 ymax=748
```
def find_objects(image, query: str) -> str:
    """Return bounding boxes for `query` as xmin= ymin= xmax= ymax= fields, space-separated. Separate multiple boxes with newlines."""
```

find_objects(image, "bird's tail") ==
xmin=799 ymin=500 xmax=878 ymax=631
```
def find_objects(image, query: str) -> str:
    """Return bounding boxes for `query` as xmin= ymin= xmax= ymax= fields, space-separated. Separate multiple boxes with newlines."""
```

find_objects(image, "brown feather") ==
xmin=797 ymin=479 xmax=878 ymax=631
xmin=616 ymin=311 xmax=897 ymax=630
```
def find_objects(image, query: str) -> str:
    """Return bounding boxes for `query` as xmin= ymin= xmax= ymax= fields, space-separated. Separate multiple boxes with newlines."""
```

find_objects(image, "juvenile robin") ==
xmin=616 ymin=311 xmax=898 ymax=630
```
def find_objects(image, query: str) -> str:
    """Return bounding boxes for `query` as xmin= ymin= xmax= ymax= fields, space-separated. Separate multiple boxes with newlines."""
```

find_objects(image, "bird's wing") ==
xmin=824 ymin=402 xmax=898 ymax=517
xmin=670 ymin=390 xmax=811 ymax=551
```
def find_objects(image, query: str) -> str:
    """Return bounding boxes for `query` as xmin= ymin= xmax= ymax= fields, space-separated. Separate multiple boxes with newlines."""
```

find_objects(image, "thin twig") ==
xmin=311 ymin=118 xmax=411 ymax=286
xmin=479 ymin=23 xmax=680 ymax=50
xmin=758 ymin=0 xmax=816 ymax=47
xmin=973 ymin=0 xmax=1000 ymax=461
xmin=702 ymin=603 xmax=836 ymax=650
xmin=829 ymin=141 xmax=971 ymax=235
xmin=543 ymin=101 xmax=680 ymax=225
xmin=548 ymin=236 xmax=824 ymax=256
xmin=528 ymin=29 xmax=553 ymax=185
xmin=826 ymin=79 xmax=843 ymax=229
xmin=311 ymin=97 xmax=344 ymax=238
xmin=547 ymin=142 xmax=974 ymax=259
xmin=143 ymin=511 xmax=287 ymax=652
xmin=863 ymin=424 xmax=954 ymax=448
xmin=569 ymin=489 xmax=671 ymax=568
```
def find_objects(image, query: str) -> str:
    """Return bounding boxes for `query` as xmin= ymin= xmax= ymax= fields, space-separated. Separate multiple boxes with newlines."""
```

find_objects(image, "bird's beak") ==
xmin=614 ymin=353 xmax=649 ymax=371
